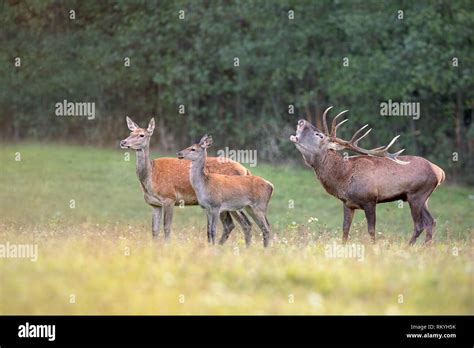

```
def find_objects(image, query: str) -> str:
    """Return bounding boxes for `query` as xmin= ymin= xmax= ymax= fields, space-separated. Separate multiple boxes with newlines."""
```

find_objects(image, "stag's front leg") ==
xmin=342 ymin=205 xmax=355 ymax=244
xmin=151 ymin=206 xmax=162 ymax=238
xmin=363 ymin=203 xmax=376 ymax=243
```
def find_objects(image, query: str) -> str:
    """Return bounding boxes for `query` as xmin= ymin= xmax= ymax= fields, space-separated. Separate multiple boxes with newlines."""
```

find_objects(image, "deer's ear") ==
xmin=147 ymin=118 xmax=155 ymax=134
xmin=199 ymin=134 xmax=213 ymax=148
xmin=126 ymin=116 xmax=139 ymax=131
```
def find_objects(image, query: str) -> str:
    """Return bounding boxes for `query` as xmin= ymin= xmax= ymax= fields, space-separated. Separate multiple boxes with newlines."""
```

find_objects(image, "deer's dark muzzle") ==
xmin=120 ymin=140 xmax=130 ymax=149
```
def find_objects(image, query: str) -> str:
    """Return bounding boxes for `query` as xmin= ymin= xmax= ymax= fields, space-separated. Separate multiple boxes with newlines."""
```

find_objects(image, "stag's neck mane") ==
xmin=310 ymin=149 xmax=353 ymax=198
xmin=135 ymin=141 xmax=155 ymax=195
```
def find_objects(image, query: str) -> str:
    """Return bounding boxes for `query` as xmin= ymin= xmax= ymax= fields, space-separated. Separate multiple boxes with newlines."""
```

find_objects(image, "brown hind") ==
xmin=120 ymin=117 xmax=253 ymax=242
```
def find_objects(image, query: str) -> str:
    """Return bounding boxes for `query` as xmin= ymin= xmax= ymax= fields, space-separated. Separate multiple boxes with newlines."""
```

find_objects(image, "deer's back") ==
xmin=204 ymin=173 xmax=274 ymax=208
xmin=347 ymin=155 xmax=444 ymax=204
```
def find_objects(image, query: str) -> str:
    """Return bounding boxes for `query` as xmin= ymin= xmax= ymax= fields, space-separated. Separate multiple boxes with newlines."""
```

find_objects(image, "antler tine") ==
xmin=393 ymin=148 xmax=405 ymax=156
xmin=388 ymin=149 xmax=409 ymax=165
xmin=330 ymin=110 xmax=349 ymax=137
xmin=371 ymin=145 xmax=386 ymax=151
xmin=353 ymin=128 xmax=372 ymax=146
xmin=333 ymin=119 xmax=349 ymax=137
xmin=349 ymin=124 xmax=369 ymax=143
xmin=322 ymin=106 xmax=334 ymax=135
xmin=383 ymin=135 xmax=401 ymax=151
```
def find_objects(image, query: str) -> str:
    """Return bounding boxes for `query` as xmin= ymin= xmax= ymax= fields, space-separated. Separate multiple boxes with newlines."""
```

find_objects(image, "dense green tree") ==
xmin=0 ymin=0 xmax=472 ymax=181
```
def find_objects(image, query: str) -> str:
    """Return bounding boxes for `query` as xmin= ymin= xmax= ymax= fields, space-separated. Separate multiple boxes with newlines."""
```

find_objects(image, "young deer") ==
xmin=120 ymin=117 xmax=253 ymax=241
xmin=290 ymin=106 xmax=445 ymax=245
xmin=177 ymin=135 xmax=274 ymax=247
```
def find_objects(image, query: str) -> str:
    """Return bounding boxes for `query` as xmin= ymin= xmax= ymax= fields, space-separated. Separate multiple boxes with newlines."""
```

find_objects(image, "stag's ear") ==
xmin=126 ymin=116 xmax=139 ymax=131
xmin=147 ymin=118 xmax=155 ymax=135
xmin=199 ymin=134 xmax=213 ymax=148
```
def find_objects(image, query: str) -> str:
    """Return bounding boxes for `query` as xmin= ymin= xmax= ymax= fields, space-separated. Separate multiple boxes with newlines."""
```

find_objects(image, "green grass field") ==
xmin=0 ymin=143 xmax=472 ymax=314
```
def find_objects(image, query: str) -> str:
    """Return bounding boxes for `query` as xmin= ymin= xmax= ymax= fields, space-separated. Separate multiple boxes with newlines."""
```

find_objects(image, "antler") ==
xmin=322 ymin=106 xmax=409 ymax=165
xmin=322 ymin=106 xmax=349 ymax=137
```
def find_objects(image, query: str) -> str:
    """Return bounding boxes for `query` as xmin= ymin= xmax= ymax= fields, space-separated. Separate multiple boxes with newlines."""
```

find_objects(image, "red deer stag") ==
xmin=177 ymin=135 xmax=274 ymax=247
xmin=120 ymin=117 xmax=253 ymax=243
xmin=290 ymin=106 xmax=445 ymax=245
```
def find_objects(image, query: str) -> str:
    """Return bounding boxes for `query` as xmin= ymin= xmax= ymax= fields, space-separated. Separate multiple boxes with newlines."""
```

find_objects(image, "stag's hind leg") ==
xmin=408 ymin=198 xmax=425 ymax=246
xmin=421 ymin=201 xmax=435 ymax=244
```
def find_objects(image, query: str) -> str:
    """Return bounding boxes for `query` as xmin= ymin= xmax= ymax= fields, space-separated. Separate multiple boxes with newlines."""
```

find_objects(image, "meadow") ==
xmin=0 ymin=143 xmax=472 ymax=314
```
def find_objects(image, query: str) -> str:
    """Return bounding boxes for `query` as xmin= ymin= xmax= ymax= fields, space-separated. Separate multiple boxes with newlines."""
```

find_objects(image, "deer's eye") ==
xmin=191 ymin=148 xmax=196 ymax=151
xmin=140 ymin=134 xmax=145 ymax=137
xmin=315 ymin=132 xmax=323 ymax=139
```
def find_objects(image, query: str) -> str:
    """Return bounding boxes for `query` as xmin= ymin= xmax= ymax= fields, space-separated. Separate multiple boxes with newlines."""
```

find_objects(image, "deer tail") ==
xmin=430 ymin=163 xmax=445 ymax=186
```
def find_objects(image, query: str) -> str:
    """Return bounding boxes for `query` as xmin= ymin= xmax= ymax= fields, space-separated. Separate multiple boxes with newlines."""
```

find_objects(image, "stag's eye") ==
xmin=315 ymin=132 xmax=323 ymax=139
xmin=140 ymin=134 xmax=145 ymax=137
xmin=191 ymin=148 xmax=196 ymax=151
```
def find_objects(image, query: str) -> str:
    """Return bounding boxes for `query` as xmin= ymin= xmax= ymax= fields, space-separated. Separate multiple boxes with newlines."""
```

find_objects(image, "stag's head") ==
xmin=290 ymin=106 xmax=408 ymax=164
xmin=120 ymin=116 xmax=155 ymax=150
xmin=290 ymin=119 xmax=329 ymax=163
xmin=177 ymin=135 xmax=213 ymax=161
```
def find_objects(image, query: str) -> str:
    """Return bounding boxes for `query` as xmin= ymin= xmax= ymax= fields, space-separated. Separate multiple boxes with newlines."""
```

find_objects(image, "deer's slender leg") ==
xmin=422 ymin=202 xmax=435 ymax=244
xmin=231 ymin=211 xmax=253 ymax=246
xmin=408 ymin=198 xmax=425 ymax=246
xmin=207 ymin=209 xmax=219 ymax=245
xmin=162 ymin=202 xmax=174 ymax=241
xmin=363 ymin=203 xmax=376 ymax=243
xmin=219 ymin=212 xmax=235 ymax=245
xmin=246 ymin=207 xmax=271 ymax=248
xmin=342 ymin=205 xmax=355 ymax=244
xmin=151 ymin=206 xmax=162 ymax=238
